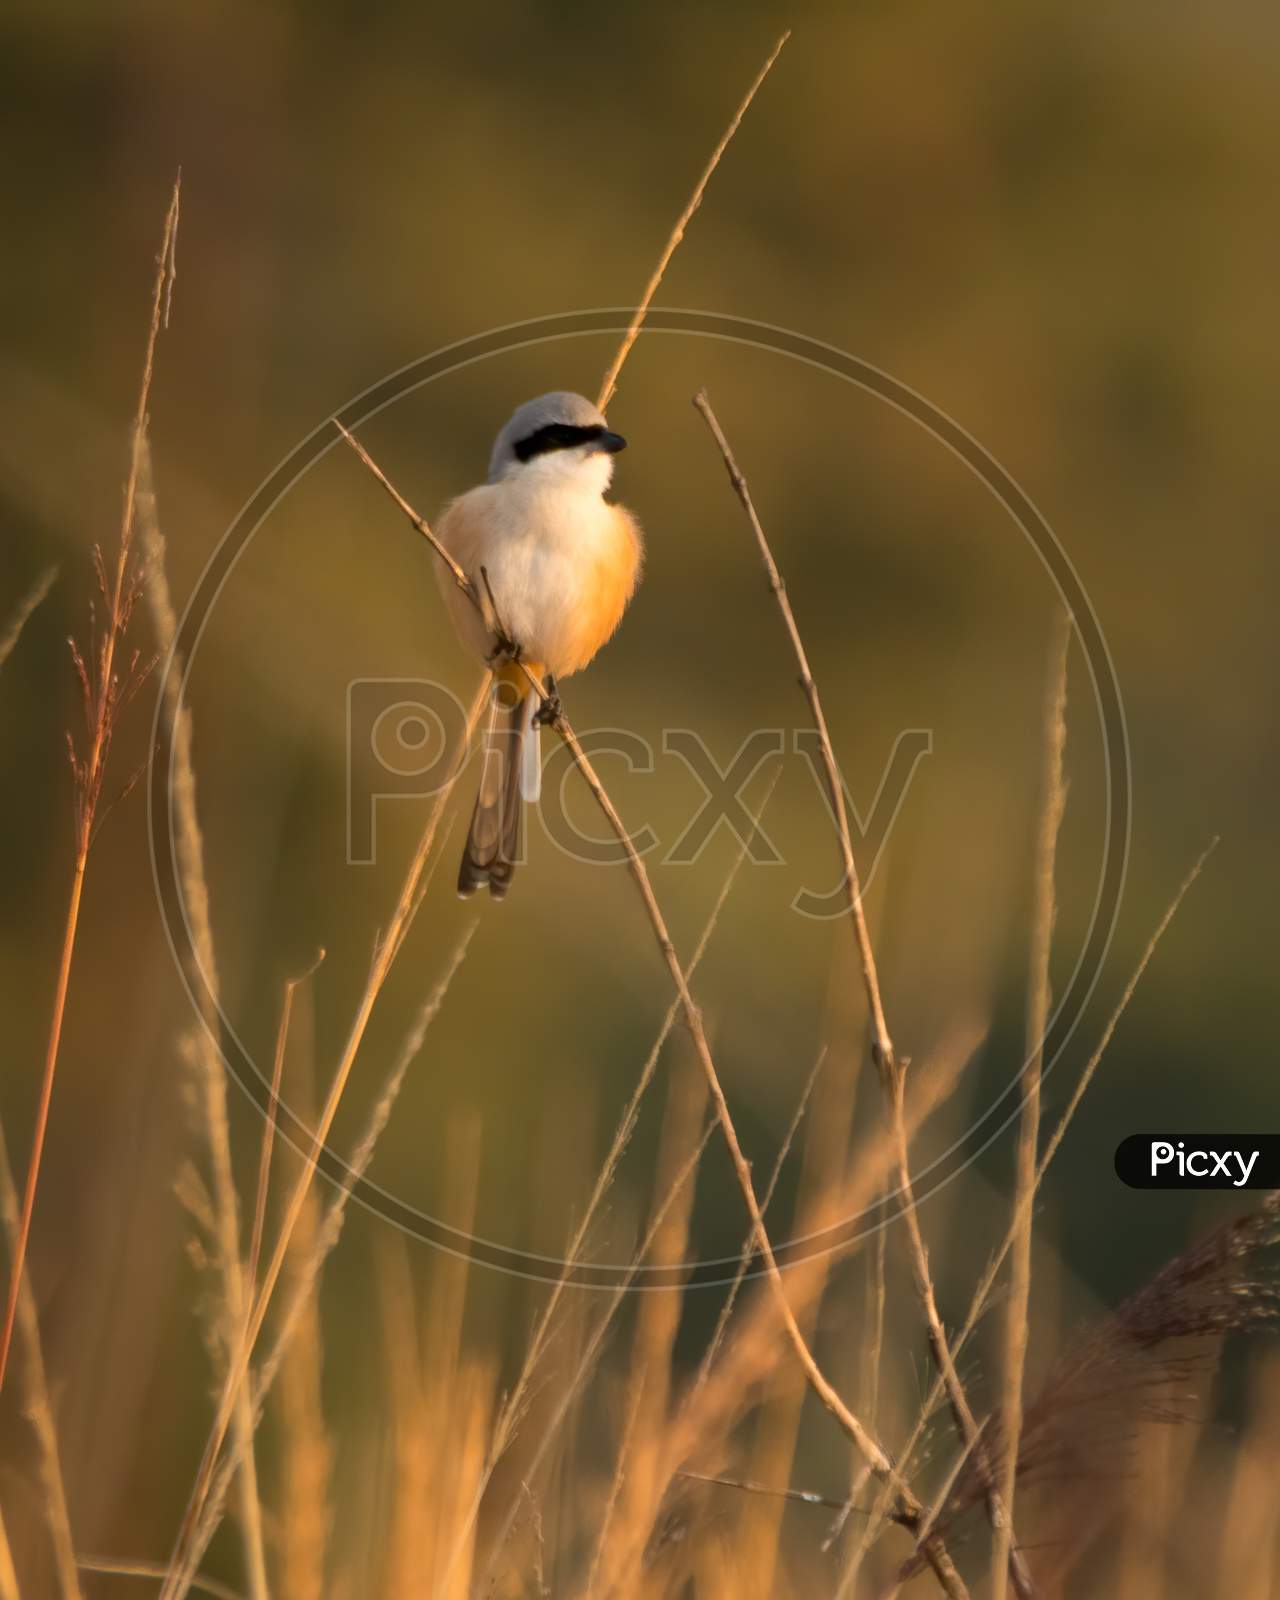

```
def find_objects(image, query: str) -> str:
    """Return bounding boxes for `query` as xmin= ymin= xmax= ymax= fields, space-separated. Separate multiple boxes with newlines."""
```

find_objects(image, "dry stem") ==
xmin=246 ymin=951 xmax=326 ymax=1297
xmin=139 ymin=437 xmax=269 ymax=1600
xmin=992 ymin=610 xmax=1071 ymax=1599
xmin=0 ymin=176 xmax=180 ymax=1398
xmin=887 ymin=1069 xmax=1034 ymax=1599
xmin=692 ymin=390 xmax=893 ymax=1068
xmin=595 ymin=34 xmax=789 ymax=414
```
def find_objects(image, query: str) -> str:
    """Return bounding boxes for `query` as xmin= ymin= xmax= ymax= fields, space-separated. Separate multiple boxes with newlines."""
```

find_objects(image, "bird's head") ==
xmin=487 ymin=391 xmax=627 ymax=492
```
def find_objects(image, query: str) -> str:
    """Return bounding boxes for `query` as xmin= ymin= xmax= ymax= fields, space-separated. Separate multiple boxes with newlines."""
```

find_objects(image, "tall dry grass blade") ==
xmin=0 ymin=175 xmax=180 ymax=1399
xmin=434 ymin=1362 xmax=495 ymax=1600
xmin=272 ymin=1013 xmax=332 ymax=1600
xmin=179 ymin=920 xmax=478 ymax=1587
xmin=337 ymin=426 xmax=966 ymax=1598
xmin=863 ymin=1207 xmax=888 ymax=1430
xmin=0 ymin=1119 xmax=81 ymax=1599
xmin=583 ymin=1367 xmax=644 ymax=1600
xmin=275 ymin=1204 xmax=331 ymax=1600
xmin=993 ymin=610 xmax=1070 ymax=1600
xmin=596 ymin=34 xmax=789 ymax=413
xmin=735 ymin=1045 xmax=859 ymax=1600
xmin=593 ymin=1058 xmax=707 ymax=1596
xmin=481 ymin=1118 xmax=719 ymax=1593
xmin=375 ymin=1118 xmax=482 ymax=1596
xmin=247 ymin=951 xmax=326 ymax=1298
xmin=137 ymin=440 xmax=269 ymax=1600
xmin=0 ymin=565 xmax=57 ymax=674
xmin=161 ymin=675 xmax=487 ymax=1600
xmin=375 ymin=1232 xmax=432 ymax=1599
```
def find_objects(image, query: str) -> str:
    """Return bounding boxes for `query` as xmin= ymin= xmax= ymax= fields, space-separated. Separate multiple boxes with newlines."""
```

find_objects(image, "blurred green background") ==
xmin=2 ymin=0 xmax=1278 ymax=1583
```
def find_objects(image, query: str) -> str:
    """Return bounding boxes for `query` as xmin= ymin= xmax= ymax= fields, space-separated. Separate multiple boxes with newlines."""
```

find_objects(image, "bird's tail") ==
xmin=458 ymin=664 xmax=542 ymax=900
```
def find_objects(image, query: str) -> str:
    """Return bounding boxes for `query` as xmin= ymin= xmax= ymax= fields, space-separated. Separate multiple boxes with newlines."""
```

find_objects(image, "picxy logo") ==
xmin=1115 ymin=1134 xmax=1276 ymax=1190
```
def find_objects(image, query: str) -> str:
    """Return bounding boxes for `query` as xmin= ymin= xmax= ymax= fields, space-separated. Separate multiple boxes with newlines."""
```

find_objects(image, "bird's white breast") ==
xmin=441 ymin=465 xmax=632 ymax=677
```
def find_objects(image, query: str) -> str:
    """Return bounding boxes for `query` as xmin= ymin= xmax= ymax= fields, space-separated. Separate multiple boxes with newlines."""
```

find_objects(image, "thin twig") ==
xmin=334 ymin=419 xmax=469 ymax=589
xmin=595 ymin=35 xmax=789 ymax=413
xmin=887 ymin=1068 xmax=1034 ymax=1598
xmin=693 ymin=390 xmax=893 ymax=1070
xmin=676 ymin=1468 xmax=870 ymax=1515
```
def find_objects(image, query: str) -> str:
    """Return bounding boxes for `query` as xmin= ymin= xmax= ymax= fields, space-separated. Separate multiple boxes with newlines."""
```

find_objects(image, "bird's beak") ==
xmin=598 ymin=430 xmax=628 ymax=454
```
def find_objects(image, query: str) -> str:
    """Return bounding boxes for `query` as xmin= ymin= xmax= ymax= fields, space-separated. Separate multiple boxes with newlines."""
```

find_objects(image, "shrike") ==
xmin=436 ymin=391 xmax=643 ymax=899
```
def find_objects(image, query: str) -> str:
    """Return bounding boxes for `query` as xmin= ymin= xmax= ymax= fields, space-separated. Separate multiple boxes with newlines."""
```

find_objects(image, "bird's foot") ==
xmin=535 ymin=674 xmax=561 ymax=726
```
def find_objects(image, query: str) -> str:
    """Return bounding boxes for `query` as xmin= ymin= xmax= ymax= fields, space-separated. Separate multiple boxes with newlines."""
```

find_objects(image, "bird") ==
xmin=435 ymin=391 xmax=643 ymax=900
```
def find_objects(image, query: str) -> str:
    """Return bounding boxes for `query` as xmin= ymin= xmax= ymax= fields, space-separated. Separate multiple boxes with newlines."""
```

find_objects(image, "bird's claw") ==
xmin=534 ymin=691 xmax=561 ymax=727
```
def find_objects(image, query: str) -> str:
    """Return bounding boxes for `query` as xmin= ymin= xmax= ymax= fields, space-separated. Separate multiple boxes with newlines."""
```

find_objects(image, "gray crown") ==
xmin=488 ymin=391 xmax=608 ymax=482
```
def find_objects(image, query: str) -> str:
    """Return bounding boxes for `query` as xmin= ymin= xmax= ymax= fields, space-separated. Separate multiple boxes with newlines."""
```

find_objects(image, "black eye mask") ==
xmin=513 ymin=422 xmax=627 ymax=461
